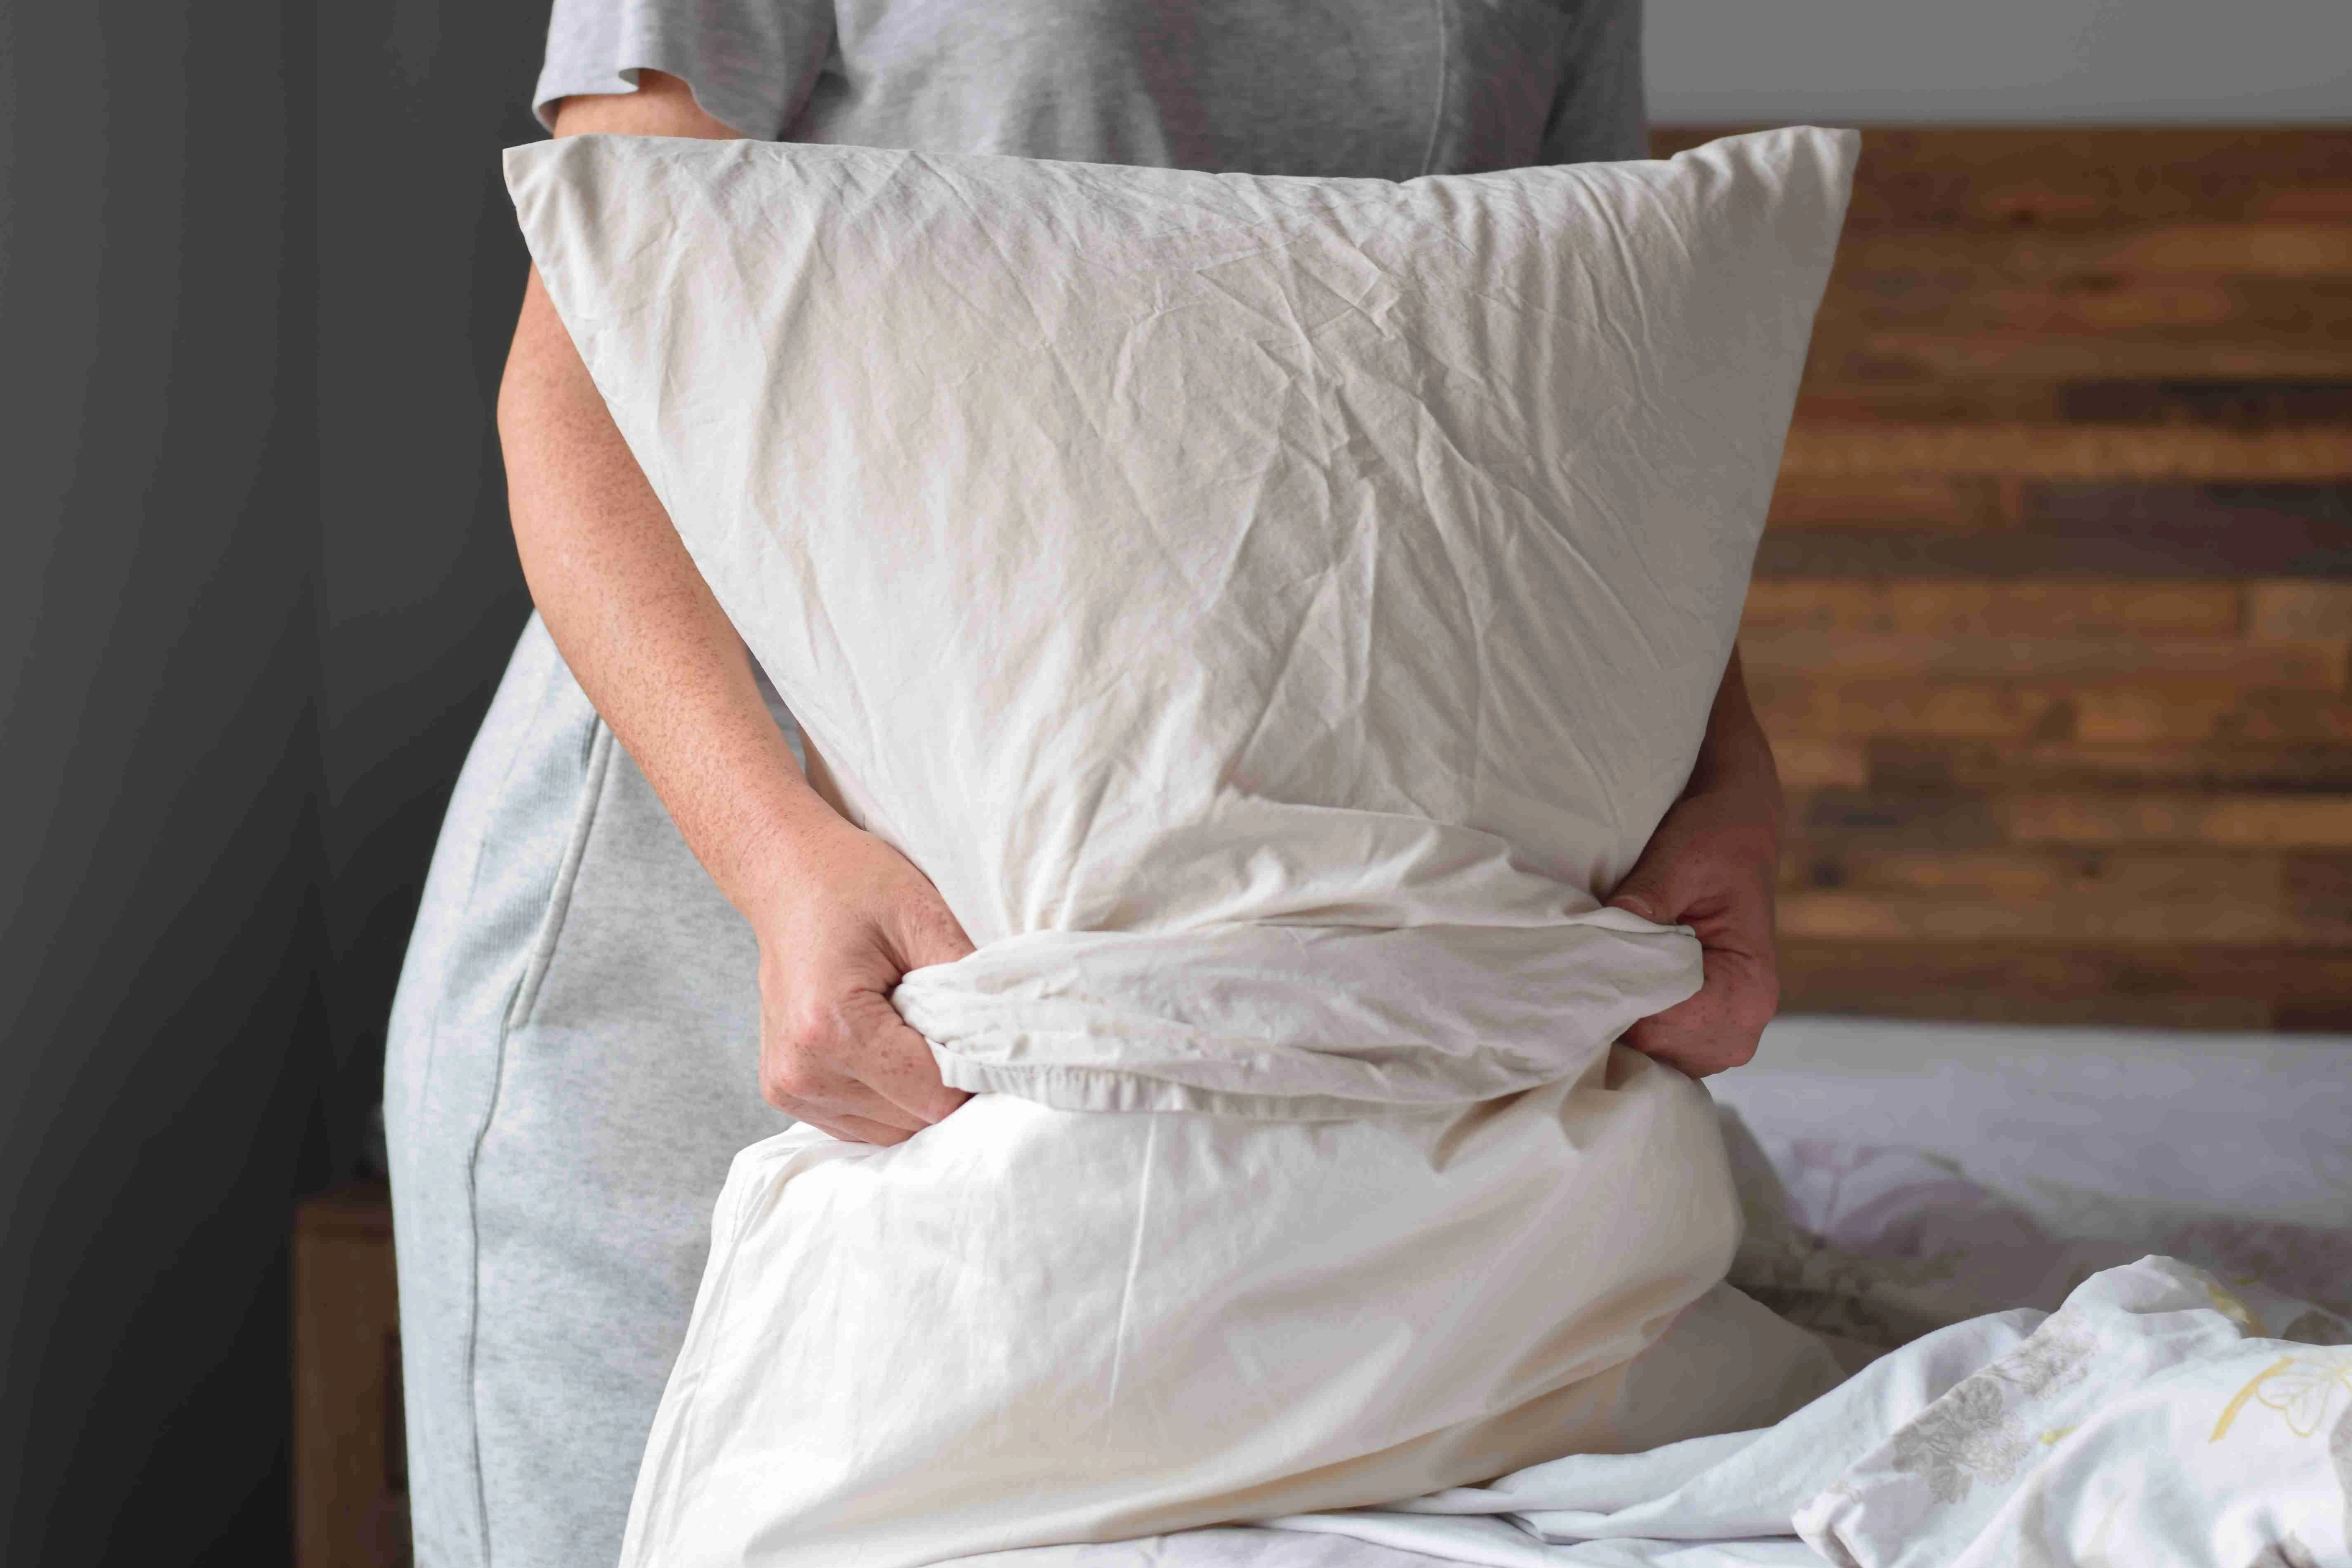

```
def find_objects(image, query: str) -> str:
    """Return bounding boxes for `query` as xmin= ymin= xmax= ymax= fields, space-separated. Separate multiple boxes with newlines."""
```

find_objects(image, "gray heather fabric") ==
xmin=389 ymin=9 xmax=1646 ymax=1567
xmin=533 ymin=0 xmax=1647 ymax=171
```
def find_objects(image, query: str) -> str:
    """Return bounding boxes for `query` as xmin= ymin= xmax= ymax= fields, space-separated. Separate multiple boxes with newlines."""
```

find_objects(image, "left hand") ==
xmin=1605 ymin=654 xmax=1784 ymax=1077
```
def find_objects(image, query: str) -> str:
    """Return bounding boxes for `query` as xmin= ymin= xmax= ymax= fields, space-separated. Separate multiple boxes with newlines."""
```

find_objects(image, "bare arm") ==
xmin=1605 ymin=650 xmax=1784 ymax=1074
xmin=501 ymin=71 xmax=970 ymax=1143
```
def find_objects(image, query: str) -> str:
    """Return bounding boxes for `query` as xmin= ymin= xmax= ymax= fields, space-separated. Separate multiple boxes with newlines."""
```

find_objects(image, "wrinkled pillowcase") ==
xmin=504 ymin=126 xmax=1861 ymax=1568
xmin=503 ymin=127 xmax=1858 ymax=1116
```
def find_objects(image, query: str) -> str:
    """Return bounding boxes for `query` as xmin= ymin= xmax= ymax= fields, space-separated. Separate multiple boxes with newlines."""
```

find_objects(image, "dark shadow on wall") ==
xmin=316 ymin=0 xmax=548 ymax=1194
xmin=1 ymin=2 xmax=544 ymax=1562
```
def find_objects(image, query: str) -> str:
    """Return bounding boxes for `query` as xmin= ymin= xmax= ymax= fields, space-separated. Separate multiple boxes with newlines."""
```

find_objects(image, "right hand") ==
xmin=747 ymin=813 xmax=976 ymax=1144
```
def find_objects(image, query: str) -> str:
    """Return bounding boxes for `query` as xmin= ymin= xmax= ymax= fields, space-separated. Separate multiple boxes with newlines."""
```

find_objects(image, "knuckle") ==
xmin=779 ymin=1001 xmax=841 ymax=1059
xmin=760 ymin=1054 xmax=819 ymax=1108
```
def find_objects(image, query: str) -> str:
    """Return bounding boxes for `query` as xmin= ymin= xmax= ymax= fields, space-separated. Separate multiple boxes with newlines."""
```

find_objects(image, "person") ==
xmin=384 ymin=5 xmax=1789 ymax=1566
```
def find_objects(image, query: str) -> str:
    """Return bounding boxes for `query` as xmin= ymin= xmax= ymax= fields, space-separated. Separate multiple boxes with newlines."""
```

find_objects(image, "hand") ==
xmin=1605 ymin=655 xmax=1784 ymax=1076
xmin=747 ymin=814 xmax=976 ymax=1144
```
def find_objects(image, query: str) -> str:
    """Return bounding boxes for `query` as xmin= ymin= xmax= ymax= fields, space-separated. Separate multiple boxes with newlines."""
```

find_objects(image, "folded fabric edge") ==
xmin=927 ymin=1053 xmax=1631 ymax=1118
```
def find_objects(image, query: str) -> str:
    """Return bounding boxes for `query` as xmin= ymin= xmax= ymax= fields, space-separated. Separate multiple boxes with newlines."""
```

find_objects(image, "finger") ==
xmin=764 ymin=1040 xmax=934 ymax=1134
xmin=785 ymin=1107 xmax=919 ymax=1147
xmin=893 ymin=897 xmax=977 ymax=972
xmin=836 ymin=989 xmax=972 ymax=1126
xmin=1623 ymin=946 xmax=1775 ymax=1076
xmin=1606 ymin=850 xmax=1696 ymax=927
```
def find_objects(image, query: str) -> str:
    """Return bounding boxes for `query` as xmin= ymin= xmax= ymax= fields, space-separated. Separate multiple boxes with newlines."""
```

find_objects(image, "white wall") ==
xmin=1647 ymin=0 xmax=2352 ymax=122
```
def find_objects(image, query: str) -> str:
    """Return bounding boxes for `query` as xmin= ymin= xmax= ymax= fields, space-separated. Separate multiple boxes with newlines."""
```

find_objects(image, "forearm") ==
xmin=1685 ymin=650 xmax=1782 ymax=831
xmin=493 ymin=71 xmax=839 ymax=918
xmin=1604 ymin=648 xmax=1785 ymax=1071
xmin=499 ymin=270 xmax=833 ymax=917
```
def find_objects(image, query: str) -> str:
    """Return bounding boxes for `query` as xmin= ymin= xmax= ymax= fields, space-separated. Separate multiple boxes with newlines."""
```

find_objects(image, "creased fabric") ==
xmin=1224 ymin=1258 xmax=2352 ymax=1568
xmin=506 ymin=128 xmax=1856 ymax=1113
xmin=502 ymin=129 xmax=1859 ymax=1566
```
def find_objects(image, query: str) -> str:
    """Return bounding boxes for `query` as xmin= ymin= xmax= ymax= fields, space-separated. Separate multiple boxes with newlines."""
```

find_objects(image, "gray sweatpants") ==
xmin=384 ymin=615 xmax=793 ymax=1568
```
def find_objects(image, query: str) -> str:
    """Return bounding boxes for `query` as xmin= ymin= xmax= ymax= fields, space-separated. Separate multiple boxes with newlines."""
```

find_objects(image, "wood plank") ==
xmin=2287 ymin=854 xmax=2352 ymax=930
xmin=1755 ymin=483 xmax=2352 ymax=577
xmin=2057 ymin=381 xmax=2352 ymax=427
xmin=2260 ymin=188 xmax=2352 ymax=222
xmin=1776 ymin=939 xmax=2352 ymax=1031
xmin=2014 ymin=480 xmax=2350 ymax=527
xmin=1859 ymin=331 xmax=2352 ymax=383
xmin=1790 ymin=787 xmax=2004 ymax=849
xmin=2071 ymin=684 xmax=2352 ymax=744
xmin=1765 ymin=473 xmax=2009 ymax=530
xmin=1754 ymin=679 xmax=2083 ymax=742
xmin=1863 ymin=739 xmax=2352 ymax=794
xmin=1766 ymin=737 xmax=1870 ymax=788
xmin=1742 ymin=579 xmax=2242 ymax=636
xmin=1741 ymin=629 xmax=2345 ymax=685
xmin=2002 ymin=793 xmax=2352 ymax=849
xmin=1755 ymin=680 xmax=2352 ymax=744
xmin=1779 ymin=889 xmax=2294 ymax=946
xmin=2115 ymin=223 xmax=2352 ymax=278
xmin=1653 ymin=123 xmax=2352 ymax=1023
xmin=1783 ymin=843 xmax=2275 ymax=899
xmin=1815 ymin=228 xmax=2352 ymax=283
xmin=1809 ymin=289 xmax=2347 ymax=377
xmin=1791 ymin=384 xmax=2071 ymax=427
xmin=2249 ymin=581 xmax=2352 ymax=640
xmin=1646 ymin=127 xmax=2352 ymax=234
xmin=1777 ymin=846 xmax=2336 ymax=947
xmin=1776 ymin=421 xmax=2351 ymax=480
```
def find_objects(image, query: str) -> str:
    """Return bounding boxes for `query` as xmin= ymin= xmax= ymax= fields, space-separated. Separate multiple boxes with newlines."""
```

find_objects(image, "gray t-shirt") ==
xmin=533 ymin=0 xmax=1646 ymax=179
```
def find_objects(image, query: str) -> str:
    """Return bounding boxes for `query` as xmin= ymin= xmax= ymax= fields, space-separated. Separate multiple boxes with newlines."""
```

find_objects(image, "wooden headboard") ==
xmin=1652 ymin=127 xmax=2352 ymax=1031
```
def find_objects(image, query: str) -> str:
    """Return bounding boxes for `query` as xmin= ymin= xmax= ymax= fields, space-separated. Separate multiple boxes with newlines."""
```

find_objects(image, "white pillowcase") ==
xmin=506 ymin=126 xmax=1855 ymax=1118
xmin=505 ymin=127 xmax=1858 ymax=1566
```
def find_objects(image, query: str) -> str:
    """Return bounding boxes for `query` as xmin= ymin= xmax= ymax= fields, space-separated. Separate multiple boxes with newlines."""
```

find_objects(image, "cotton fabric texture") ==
xmin=532 ymin=0 xmax=1646 ymax=173
xmin=502 ymin=127 xmax=1857 ymax=1564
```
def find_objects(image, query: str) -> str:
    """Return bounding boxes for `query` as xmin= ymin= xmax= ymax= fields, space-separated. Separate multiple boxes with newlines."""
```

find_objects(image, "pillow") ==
xmin=505 ymin=127 xmax=1858 ymax=1565
xmin=509 ymin=128 xmax=1854 ymax=1116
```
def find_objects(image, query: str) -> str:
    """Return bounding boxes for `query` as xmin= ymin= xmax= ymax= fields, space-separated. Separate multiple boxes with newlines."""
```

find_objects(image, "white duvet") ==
xmin=957 ymin=1257 xmax=2352 ymax=1568
xmin=504 ymin=129 xmax=1860 ymax=1565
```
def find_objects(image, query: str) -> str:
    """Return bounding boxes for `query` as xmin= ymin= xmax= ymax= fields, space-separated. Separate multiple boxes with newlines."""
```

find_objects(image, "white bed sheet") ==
xmin=1718 ymin=1013 xmax=2352 ymax=1231
xmin=945 ymin=1014 xmax=2352 ymax=1568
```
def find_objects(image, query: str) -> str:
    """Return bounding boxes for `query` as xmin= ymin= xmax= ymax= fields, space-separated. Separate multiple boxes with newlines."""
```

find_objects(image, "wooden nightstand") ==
xmin=293 ymin=1182 xmax=409 ymax=1568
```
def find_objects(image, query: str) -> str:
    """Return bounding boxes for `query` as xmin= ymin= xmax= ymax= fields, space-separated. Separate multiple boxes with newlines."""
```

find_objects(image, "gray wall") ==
xmin=1650 ymin=0 xmax=2351 ymax=122
xmin=315 ymin=0 xmax=549 ymax=1203
xmin=2 ymin=5 xmax=325 ymax=1561
xmin=1 ymin=3 xmax=544 ymax=1562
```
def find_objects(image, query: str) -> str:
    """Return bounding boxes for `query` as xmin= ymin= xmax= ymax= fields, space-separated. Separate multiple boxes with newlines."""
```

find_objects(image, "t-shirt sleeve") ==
xmin=1535 ymin=0 xmax=1647 ymax=165
xmin=533 ymin=0 xmax=836 ymax=140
